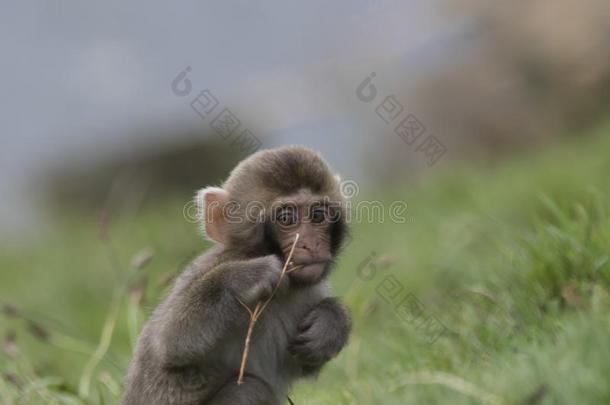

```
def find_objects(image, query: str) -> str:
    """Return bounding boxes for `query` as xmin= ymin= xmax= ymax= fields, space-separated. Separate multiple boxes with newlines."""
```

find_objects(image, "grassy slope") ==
xmin=1 ymin=126 xmax=610 ymax=404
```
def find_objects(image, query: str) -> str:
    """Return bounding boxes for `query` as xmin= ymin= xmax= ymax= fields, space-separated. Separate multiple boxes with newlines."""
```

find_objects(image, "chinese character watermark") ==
xmin=171 ymin=66 xmax=262 ymax=156
xmin=356 ymin=72 xmax=447 ymax=166
xmin=355 ymin=251 xmax=447 ymax=344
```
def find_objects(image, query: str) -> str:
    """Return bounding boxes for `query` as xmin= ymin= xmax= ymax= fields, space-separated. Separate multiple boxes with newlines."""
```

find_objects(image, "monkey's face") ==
xmin=270 ymin=193 xmax=338 ymax=285
xmin=198 ymin=146 xmax=349 ymax=284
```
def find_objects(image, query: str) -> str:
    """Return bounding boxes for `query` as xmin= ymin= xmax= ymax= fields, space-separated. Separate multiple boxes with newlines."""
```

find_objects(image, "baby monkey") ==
xmin=123 ymin=146 xmax=352 ymax=405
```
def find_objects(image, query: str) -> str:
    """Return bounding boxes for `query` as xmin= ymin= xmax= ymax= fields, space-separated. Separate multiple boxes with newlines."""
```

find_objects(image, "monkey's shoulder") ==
xmin=171 ymin=246 xmax=224 ymax=286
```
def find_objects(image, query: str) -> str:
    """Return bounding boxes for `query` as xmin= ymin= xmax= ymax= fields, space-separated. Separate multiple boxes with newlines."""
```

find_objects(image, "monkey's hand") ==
xmin=225 ymin=255 xmax=288 ymax=306
xmin=288 ymin=297 xmax=352 ymax=375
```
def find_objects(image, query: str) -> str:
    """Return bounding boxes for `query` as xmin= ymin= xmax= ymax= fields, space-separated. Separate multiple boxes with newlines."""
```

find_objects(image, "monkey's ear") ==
xmin=196 ymin=187 xmax=230 ymax=244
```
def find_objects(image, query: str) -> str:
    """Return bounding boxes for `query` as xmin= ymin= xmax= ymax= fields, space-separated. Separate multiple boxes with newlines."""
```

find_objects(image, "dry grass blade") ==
xmin=286 ymin=264 xmax=305 ymax=274
xmin=236 ymin=233 xmax=300 ymax=385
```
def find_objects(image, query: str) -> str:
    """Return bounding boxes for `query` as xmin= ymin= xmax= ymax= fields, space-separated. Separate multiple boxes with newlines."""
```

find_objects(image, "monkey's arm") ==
xmin=288 ymin=297 xmax=352 ymax=375
xmin=151 ymin=255 xmax=285 ymax=367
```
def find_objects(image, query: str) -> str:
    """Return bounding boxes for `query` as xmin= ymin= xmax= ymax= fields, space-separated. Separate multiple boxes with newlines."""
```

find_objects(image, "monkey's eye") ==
xmin=310 ymin=207 xmax=327 ymax=224
xmin=277 ymin=208 xmax=297 ymax=226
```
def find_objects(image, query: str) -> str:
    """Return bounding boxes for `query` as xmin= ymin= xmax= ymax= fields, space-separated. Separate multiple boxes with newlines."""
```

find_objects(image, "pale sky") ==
xmin=0 ymin=0 xmax=466 ymax=236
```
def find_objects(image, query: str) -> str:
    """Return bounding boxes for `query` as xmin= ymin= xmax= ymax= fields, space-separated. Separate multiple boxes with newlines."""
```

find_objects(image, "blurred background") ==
xmin=4 ymin=0 xmax=610 ymax=239
xmin=2 ymin=1 xmax=610 ymax=404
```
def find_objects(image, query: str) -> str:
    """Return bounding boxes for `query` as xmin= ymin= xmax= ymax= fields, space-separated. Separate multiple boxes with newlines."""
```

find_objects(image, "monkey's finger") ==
xmin=289 ymin=336 xmax=310 ymax=348
xmin=287 ymin=341 xmax=310 ymax=356
xmin=288 ymin=342 xmax=322 ymax=365
xmin=298 ymin=313 xmax=320 ymax=332
xmin=289 ymin=333 xmax=315 ymax=353
xmin=298 ymin=320 xmax=314 ymax=332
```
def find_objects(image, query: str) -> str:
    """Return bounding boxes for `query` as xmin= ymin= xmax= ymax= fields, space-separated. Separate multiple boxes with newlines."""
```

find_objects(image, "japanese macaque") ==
xmin=123 ymin=146 xmax=352 ymax=405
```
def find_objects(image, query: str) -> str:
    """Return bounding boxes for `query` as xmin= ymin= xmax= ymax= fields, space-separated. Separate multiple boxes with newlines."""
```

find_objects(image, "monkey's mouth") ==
xmin=287 ymin=258 xmax=330 ymax=283
xmin=289 ymin=253 xmax=331 ymax=268
xmin=290 ymin=259 xmax=328 ymax=268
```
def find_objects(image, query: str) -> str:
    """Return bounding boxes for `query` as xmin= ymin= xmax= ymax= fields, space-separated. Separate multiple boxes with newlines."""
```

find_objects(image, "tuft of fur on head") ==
xmin=224 ymin=145 xmax=343 ymax=203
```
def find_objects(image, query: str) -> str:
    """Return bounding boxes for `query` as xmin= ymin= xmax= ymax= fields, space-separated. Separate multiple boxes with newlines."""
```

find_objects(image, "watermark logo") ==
xmin=182 ymin=200 xmax=201 ymax=224
xmin=171 ymin=66 xmax=262 ymax=156
xmin=355 ymin=72 xmax=378 ymax=103
xmin=355 ymin=251 xmax=447 ymax=344
xmin=182 ymin=180 xmax=411 ymax=226
xmin=356 ymin=72 xmax=447 ymax=166
xmin=171 ymin=66 xmax=193 ymax=96
xmin=339 ymin=180 xmax=360 ymax=199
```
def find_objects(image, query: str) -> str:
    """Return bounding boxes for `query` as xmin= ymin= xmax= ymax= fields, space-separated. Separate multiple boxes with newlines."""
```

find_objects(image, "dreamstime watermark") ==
xmin=356 ymin=72 xmax=447 ymax=166
xmin=339 ymin=179 xmax=360 ymax=199
xmin=171 ymin=66 xmax=262 ymax=156
xmin=355 ymin=251 xmax=447 ymax=344
xmin=182 ymin=180 xmax=411 ymax=226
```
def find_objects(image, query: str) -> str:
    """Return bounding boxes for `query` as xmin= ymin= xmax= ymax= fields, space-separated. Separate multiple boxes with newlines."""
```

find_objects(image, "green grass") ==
xmin=2 ymin=125 xmax=610 ymax=404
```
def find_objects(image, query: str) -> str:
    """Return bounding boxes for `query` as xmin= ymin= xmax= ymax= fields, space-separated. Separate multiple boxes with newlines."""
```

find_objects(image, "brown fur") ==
xmin=123 ymin=146 xmax=351 ymax=405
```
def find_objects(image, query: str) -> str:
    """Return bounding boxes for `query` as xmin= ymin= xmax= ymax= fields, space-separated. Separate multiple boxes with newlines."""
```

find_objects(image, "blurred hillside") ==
xmin=422 ymin=0 xmax=610 ymax=147
xmin=39 ymin=130 xmax=245 ymax=212
xmin=367 ymin=0 xmax=610 ymax=181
